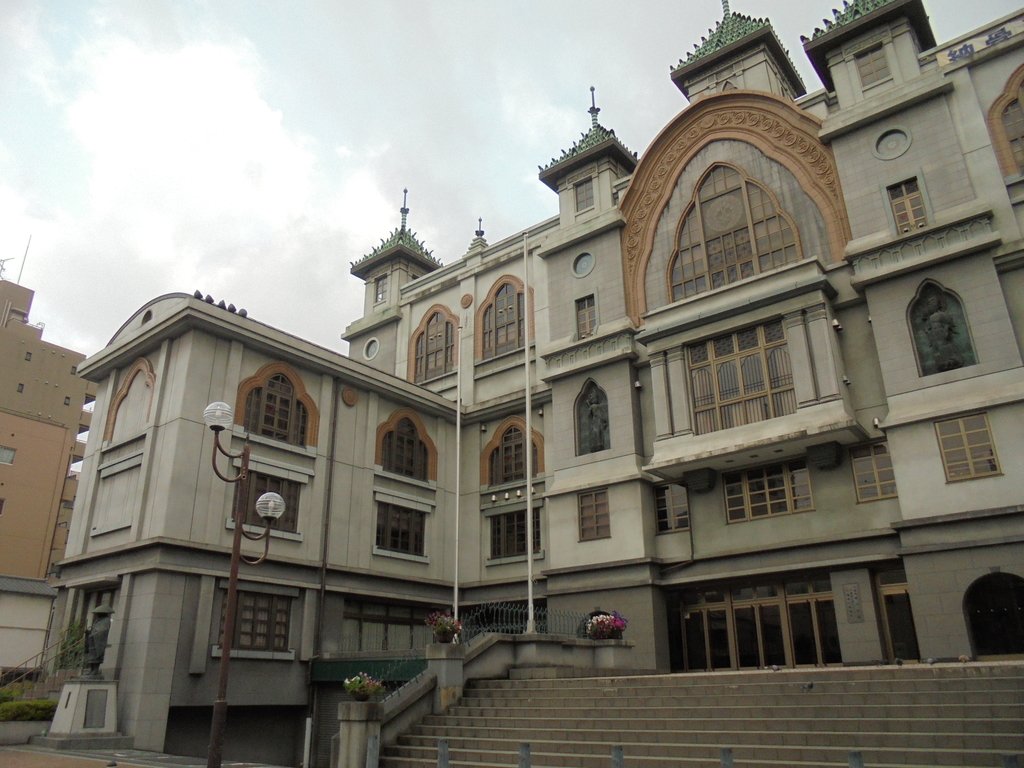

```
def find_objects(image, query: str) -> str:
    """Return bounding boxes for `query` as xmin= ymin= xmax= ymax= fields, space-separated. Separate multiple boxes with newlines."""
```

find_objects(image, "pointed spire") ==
xmin=400 ymin=188 xmax=409 ymax=231
xmin=475 ymin=217 xmax=485 ymax=238
xmin=722 ymin=0 xmax=730 ymax=16
xmin=588 ymin=86 xmax=600 ymax=128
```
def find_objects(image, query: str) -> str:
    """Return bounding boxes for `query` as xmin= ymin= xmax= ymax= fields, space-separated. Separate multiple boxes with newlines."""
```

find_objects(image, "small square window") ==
xmin=16 ymin=383 xmax=24 ymax=393
xmin=856 ymin=46 xmax=890 ymax=87
xmin=71 ymin=366 xmax=78 ymax=375
xmin=64 ymin=396 xmax=71 ymax=406
xmin=575 ymin=295 xmax=596 ymax=338
xmin=574 ymin=178 xmax=595 ymax=213
xmin=888 ymin=179 xmax=927 ymax=233
xmin=24 ymin=351 xmax=32 ymax=361
xmin=0 ymin=499 xmax=5 ymax=516
xmin=850 ymin=443 xmax=897 ymax=501
xmin=935 ymin=413 xmax=1001 ymax=482
xmin=0 ymin=445 xmax=15 ymax=465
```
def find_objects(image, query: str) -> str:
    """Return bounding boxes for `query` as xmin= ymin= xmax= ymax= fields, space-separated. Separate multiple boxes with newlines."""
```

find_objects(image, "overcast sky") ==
xmin=1 ymin=0 xmax=1020 ymax=358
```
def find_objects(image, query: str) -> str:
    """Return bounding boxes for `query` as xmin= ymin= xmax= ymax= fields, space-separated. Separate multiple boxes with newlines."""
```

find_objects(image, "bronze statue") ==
xmin=83 ymin=603 xmax=113 ymax=679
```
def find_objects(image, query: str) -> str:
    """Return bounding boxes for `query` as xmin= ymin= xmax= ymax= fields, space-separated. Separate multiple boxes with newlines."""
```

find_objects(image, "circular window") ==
xmin=363 ymin=338 xmax=380 ymax=360
xmin=874 ymin=128 xmax=911 ymax=160
xmin=572 ymin=252 xmax=595 ymax=277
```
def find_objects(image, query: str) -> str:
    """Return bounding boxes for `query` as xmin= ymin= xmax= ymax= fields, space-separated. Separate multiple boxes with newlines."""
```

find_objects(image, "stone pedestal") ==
xmin=331 ymin=702 xmax=381 ymax=768
xmin=30 ymin=679 xmax=132 ymax=750
xmin=426 ymin=641 xmax=466 ymax=714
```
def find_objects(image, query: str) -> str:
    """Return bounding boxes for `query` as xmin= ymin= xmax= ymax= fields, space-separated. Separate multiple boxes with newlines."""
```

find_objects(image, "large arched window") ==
xmin=989 ymin=63 xmax=1024 ymax=176
xmin=964 ymin=572 xmax=1024 ymax=657
xmin=670 ymin=164 xmax=801 ymax=301
xmin=381 ymin=417 xmax=429 ymax=480
xmin=483 ymin=418 xmax=543 ymax=485
xmin=236 ymin=363 xmax=318 ymax=447
xmin=375 ymin=409 xmax=437 ymax=481
xmin=412 ymin=309 xmax=456 ymax=382
xmin=481 ymin=282 xmax=524 ymax=359
xmin=244 ymin=374 xmax=309 ymax=445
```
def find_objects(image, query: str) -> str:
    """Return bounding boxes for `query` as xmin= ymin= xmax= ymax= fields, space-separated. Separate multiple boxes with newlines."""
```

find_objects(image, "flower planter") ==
xmin=433 ymin=631 xmax=455 ymax=644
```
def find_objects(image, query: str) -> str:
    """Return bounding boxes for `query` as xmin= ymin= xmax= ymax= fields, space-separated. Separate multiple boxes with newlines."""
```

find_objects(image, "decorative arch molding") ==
xmin=987 ymin=60 xmax=1024 ymax=177
xmin=234 ymin=361 xmax=320 ymax=447
xmin=374 ymin=407 xmax=439 ymax=481
xmin=474 ymin=274 xmax=537 ymax=360
xmin=619 ymin=90 xmax=851 ymax=323
xmin=407 ymin=303 xmax=460 ymax=382
xmin=479 ymin=415 xmax=545 ymax=485
xmin=103 ymin=357 xmax=156 ymax=441
xmin=907 ymin=280 xmax=977 ymax=376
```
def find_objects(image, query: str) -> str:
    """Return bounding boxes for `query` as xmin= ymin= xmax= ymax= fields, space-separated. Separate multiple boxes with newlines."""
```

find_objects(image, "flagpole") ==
xmin=522 ymin=231 xmax=535 ymax=633
xmin=453 ymin=320 xmax=463 ymax=620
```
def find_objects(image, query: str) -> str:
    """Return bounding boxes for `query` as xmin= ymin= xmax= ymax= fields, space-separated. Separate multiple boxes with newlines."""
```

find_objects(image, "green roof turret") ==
xmin=538 ymin=87 xmax=637 ymax=192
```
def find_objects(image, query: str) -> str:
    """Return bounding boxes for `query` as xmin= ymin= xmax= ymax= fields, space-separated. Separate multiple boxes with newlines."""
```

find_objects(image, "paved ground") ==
xmin=0 ymin=746 xmax=288 ymax=768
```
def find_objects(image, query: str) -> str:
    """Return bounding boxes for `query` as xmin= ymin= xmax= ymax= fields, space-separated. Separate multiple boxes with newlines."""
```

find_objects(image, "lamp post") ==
xmin=202 ymin=401 xmax=285 ymax=768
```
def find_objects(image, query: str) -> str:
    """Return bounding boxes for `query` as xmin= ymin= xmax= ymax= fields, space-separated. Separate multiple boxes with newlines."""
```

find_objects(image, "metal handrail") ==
xmin=0 ymin=632 xmax=85 ymax=698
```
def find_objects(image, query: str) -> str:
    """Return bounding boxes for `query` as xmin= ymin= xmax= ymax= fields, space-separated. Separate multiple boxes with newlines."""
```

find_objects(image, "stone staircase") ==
xmin=379 ymin=663 xmax=1024 ymax=767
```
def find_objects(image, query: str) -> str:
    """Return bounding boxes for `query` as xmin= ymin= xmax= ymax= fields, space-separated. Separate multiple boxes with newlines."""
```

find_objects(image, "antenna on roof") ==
xmin=17 ymin=235 xmax=31 ymax=284
xmin=400 ymin=188 xmax=409 ymax=231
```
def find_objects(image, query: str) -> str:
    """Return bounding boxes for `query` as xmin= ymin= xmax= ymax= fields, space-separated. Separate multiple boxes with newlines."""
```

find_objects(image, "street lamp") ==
xmin=203 ymin=401 xmax=285 ymax=768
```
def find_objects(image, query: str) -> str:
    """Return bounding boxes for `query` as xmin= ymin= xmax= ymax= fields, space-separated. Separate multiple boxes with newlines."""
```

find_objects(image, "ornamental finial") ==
xmin=475 ymin=217 xmax=484 ymax=238
xmin=400 ymin=188 xmax=409 ymax=230
xmin=588 ymin=85 xmax=600 ymax=128
xmin=723 ymin=0 xmax=730 ymax=17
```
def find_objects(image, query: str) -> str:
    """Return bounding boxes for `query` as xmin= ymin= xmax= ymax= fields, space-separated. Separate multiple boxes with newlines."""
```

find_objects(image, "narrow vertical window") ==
xmin=374 ymin=274 xmax=388 ymax=304
xmin=578 ymin=488 xmax=610 ymax=540
xmin=655 ymin=484 xmax=690 ymax=532
xmin=888 ymin=179 xmax=927 ymax=233
xmin=575 ymin=295 xmax=596 ymax=338
xmin=575 ymin=178 xmax=595 ymax=212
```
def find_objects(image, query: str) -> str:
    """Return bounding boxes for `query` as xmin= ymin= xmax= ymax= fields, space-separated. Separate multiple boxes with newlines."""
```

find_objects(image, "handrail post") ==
xmin=720 ymin=747 xmax=734 ymax=767
xmin=436 ymin=738 xmax=449 ymax=768
xmin=848 ymin=751 xmax=865 ymax=768
xmin=519 ymin=743 xmax=531 ymax=768
xmin=611 ymin=745 xmax=624 ymax=767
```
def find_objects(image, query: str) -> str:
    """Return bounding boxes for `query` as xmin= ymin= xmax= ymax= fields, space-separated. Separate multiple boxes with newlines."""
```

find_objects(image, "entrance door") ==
xmin=877 ymin=569 xmax=919 ymax=661
xmin=681 ymin=578 xmax=840 ymax=670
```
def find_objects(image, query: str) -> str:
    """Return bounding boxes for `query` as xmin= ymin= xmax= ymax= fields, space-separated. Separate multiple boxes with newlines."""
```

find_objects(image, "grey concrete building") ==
xmin=53 ymin=1 xmax=1024 ymax=764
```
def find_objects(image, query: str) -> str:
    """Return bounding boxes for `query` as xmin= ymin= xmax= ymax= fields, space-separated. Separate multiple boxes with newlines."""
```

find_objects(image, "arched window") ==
xmin=413 ymin=310 xmax=455 ymax=382
xmin=236 ymin=363 xmax=318 ymax=447
xmin=375 ymin=409 xmax=437 ymax=481
xmin=244 ymin=373 xmax=309 ymax=445
xmin=989 ymin=63 xmax=1024 ymax=176
xmin=482 ymin=282 xmax=524 ymax=359
xmin=381 ymin=417 xmax=429 ymax=480
xmin=908 ymin=281 xmax=976 ymax=376
xmin=575 ymin=381 xmax=610 ymax=455
xmin=670 ymin=164 xmax=801 ymax=301
xmin=964 ymin=572 xmax=1024 ymax=657
xmin=484 ymin=420 xmax=542 ymax=485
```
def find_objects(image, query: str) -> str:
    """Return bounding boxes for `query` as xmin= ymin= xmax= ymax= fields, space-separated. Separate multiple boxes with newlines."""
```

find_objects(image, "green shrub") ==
xmin=0 ymin=683 xmax=26 ymax=704
xmin=0 ymin=699 xmax=57 ymax=721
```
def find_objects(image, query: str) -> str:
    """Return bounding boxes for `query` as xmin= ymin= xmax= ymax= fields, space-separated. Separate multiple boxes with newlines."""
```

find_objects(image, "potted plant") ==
xmin=343 ymin=672 xmax=384 ymax=701
xmin=425 ymin=610 xmax=462 ymax=643
xmin=585 ymin=611 xmax=628 ymax=640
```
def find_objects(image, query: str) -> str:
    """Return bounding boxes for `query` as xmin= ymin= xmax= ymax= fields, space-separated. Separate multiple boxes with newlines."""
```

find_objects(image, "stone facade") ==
xmin=54 ymin=2 xmax=1024 ymax=764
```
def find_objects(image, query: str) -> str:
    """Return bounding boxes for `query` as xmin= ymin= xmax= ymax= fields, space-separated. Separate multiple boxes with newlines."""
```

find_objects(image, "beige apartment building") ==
xmin=0 ymin=279 xmax=94 ymax=580
xmin=53 ymin=1 xmax=1024 ymax=764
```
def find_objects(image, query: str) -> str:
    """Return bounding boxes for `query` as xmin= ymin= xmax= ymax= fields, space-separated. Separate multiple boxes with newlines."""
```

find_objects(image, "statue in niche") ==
xmin=577 ymin=383 xmax=610 ymax=455
xmin=911 ymin=283 xmax=976 ymax=376
xmin=83 ymin=602 xmax=114 ymax=679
